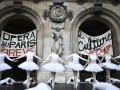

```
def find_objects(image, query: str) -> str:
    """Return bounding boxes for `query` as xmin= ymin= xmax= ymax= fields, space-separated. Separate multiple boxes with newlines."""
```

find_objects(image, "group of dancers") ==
xmin=0 ymin=45 xmax=120 ymax=90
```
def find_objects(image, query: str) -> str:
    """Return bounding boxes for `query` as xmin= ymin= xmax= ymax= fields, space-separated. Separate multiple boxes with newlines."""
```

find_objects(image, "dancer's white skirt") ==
xmin=66 ymin=62 xmax=84 ymax=71
xmin=0 ymin=63 xmax=12 ymax=71
xmin=42 ymin=62 xmax=65 ymax=72
xmin=102 ymin=62 xmax=118 ymax=70
xmin=85 ymin=63 xmax=103 ymax=72
xmin=116 ymin=65 xmax=120 ymax=71
xmin=25 ymin=83 xmax=52 ymax=90
xmin=18 ymin=61 xmax=39 ymax=71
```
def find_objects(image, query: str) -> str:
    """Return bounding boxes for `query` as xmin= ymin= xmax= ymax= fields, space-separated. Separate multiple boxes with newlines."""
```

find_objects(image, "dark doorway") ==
xmin=78 ymin=19 xmax=117 ymax=82
xmin=1 ymin=16 xmax=36 ymax=81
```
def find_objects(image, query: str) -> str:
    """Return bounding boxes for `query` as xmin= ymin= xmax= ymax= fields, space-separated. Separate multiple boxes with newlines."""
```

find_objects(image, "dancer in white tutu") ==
xmin=25 ymin=83 xmax=52 ymax=90
xmin=16 ymin=51 xmax=42 ymax=88
xmin=84 ymin=50 xmax=103 ymax=84
xmin=113 ymin=55 xmax=120 ymax=71
xmin=92 ymin=82 xmax=120 ymax=90
xmin=42 ymin=48 xmax=65 ymax=89
xmin=63 ymin=48 xmax=87 ymax=89
xmin=100 ymin=48 xmax=118 ymax=83
xmin=0 ymin=46 xmax=16 ymax=80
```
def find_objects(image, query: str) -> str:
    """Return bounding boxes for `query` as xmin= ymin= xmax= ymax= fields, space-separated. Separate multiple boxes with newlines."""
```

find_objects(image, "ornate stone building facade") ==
xmin=0 ymin=0 xmax=120 ymax=83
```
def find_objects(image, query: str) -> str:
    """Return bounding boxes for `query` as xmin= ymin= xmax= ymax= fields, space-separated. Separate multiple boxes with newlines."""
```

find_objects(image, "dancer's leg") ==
xmin=26 ymin=71 xmax=31 ymax=88
xmin=106 ymin=68 xmax=111 ymax=83
xmin=73 ymin=70 xmax=78 ymax=89
xmin=51 ymin=72 xmax=56 ymax=89
xmin=0 ymin=71 xmax=2 ymax=80
xmin=92 ymin=72 xmax=97 ymax=84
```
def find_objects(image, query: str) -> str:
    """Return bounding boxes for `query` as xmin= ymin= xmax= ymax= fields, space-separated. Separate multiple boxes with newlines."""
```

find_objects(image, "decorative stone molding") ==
xmin=93 ymin=0 xmax=103 ymax=15
xmin=13 ymin=0 xmax=23 ymax=13
xmin=43 ymin=2 xmax=73 ymax=23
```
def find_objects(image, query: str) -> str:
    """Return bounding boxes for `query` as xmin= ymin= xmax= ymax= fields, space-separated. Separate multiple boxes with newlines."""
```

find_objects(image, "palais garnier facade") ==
xmin=0 ymin=0 xmax=120 ymax=83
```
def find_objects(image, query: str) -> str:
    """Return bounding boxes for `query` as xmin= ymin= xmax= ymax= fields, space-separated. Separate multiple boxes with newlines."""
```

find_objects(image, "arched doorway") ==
xmin=0 ymin=6 xmax=43 ymax=81
xmin=79 ymin=19 xmax=112 ymax=81
xmin=1 ymin=15 xmax=36 ymax=81
xmin=71 ymin=7 xmax=120 ymax=81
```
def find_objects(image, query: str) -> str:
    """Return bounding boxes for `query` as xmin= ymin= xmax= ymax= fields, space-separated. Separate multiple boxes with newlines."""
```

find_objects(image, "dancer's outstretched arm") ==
xmin=34 ymin=54 xmax=42 ymax=61
xmin=100 ymin=55 xmax=105 ymax=62
xmin=42 ymin=55 xmax=50 ymax=65
xmin=111 ymin=56 xmax=120 ymax=64
xmin=63 ymin=54 xmax=73 ymax=59
xmin=5 ymin=54 xmax=16 ymax=62
xmin=113 ymin=55 xmax=120 ymax=59
xmin=16 ymin=54 xmax=26 ymax=59
xmin=59 ymin=56 xmax=65 ymax=64
xmin=79 ymin=55 xmax=87 ymax=61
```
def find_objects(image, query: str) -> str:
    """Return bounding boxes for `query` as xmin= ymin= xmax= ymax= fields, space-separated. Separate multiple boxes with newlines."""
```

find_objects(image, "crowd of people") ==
xmin=0 ymin=46 xmax=120 ymax=90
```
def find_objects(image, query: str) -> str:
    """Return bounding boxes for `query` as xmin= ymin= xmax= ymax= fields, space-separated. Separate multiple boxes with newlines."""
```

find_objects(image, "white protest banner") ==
xmin=1 ymin=30 xmax=36 ymax=57
xmin=78 ymin=30 xmax=113 ymax=56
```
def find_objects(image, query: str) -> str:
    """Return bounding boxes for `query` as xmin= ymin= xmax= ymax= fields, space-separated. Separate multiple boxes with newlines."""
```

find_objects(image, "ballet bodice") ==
xmin=72 ymin=54 xmax=80 ymax=64
xmin=0 ymin=54 xmax=6 ymax=63
xmin=89 ymin=54 xmax=97 ymax=63
xmin=49 ymin=53 xmax=60 ymax=63
xmin=105 ymin=54 xmax=111 ymax=63
xmin=26 ymin=52 xmax=34 ymax=61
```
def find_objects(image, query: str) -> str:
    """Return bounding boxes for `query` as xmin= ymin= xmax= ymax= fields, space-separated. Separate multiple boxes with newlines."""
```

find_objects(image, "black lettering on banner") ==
xmin=18 ymin=35 xmax=23 ymax=41
xmin=23 ymin=33 xmax=29 ymax=40
xmin=9 ymin=42 xmax=16 ymax=48
xmin=78 ymin=31 xmax=112 ymax=51
xmin=30 ymin=32 xmax=35 ymax=39
xmin=3 ymin=32 xmax=10 ymax=40
xmin=15 ymin=42 xmax=21 ymax=48
xmin=21 ymin=41 xmax=26 ymax=48
xmin=10 ymin=35 xmax=16 ymax=41
xmin=30 ymin=39 xmax=36 ymax=47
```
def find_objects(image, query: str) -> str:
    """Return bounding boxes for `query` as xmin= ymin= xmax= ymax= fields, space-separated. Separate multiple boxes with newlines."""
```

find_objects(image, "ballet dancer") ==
xmin=0 ymin=46 xmax=16 ymax=80
xmin=42 ymin=48 xmax=65 ymax=89
xmin=84 ymin=50 xmax=103 ymax=84
xmin=100 ymin=48 xmax=118 ymax=83
xmin=63 ymin=48 xmax=87 ymax=89
xmin=25 ymin=83 xmax=52 ymax=90
xmin=16 ymin=51 xmax=42 ymax=88
xmin=113 ymin=55 xmax=120 ymax=71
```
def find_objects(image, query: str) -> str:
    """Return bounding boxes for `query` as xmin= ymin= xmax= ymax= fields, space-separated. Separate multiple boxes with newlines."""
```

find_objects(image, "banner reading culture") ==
xmin=1 ymin=30 xmax=36 ymax=57
xmin=78 ymin=30 xmax=113 ymax=56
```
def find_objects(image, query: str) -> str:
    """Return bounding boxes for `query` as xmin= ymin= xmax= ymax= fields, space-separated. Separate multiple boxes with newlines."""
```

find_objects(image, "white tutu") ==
xmin=85 ymin=63 xmax=103 ymax=72
xmin=0 ymin=63 xmax=12 ymax=71
xmin=43 ymin=62 xmax=65 ymax=72
xmin=116 ymin=65 xmax=120 ymax=71
xmin=18 ymin=61 xmax=39 ymax=71
xmin=25 ymin=83 xmax=52 ymax=90
xmin=66 ymin=62 xmax=84 ymax=71
xmin=93 ymin=82 xmax=120 ymax=90
xmin=102 ymin=62 xmax=118 ymax=70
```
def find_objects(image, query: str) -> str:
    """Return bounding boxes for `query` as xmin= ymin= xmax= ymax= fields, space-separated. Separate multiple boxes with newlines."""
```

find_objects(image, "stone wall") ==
xmin=0 ymin=1 xmax=120 ymax=83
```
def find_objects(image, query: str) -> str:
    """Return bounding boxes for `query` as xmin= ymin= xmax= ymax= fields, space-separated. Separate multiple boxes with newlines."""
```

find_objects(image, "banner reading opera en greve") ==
xmin=1 ymin=30 xmax=36 ymax=57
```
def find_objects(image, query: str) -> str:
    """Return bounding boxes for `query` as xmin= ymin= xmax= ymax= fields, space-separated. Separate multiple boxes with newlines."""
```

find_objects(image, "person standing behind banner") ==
xmin=41 ymin=48 xmax=65 ymax=89
xmin=100 ymin=48 xmax=118 ymax=83
xmin=0 ymin=46 xmax=17 ymax=80
xmin=84 ymin=50 xmax=103 ymax=84
xmin=63 ymin=48 xmax=88 ymax=89
xmin=16 ymin=51 xmax=42 ymax=88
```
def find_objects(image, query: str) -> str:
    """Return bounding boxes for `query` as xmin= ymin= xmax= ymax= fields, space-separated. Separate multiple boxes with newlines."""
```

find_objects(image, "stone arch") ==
xmin=0 ymin=5 xmax=44 ymax=57
xmin=0 ymin=5 xmax=44 ymax=81
xmin=71 ymin=7 xmax=120 ymax=55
